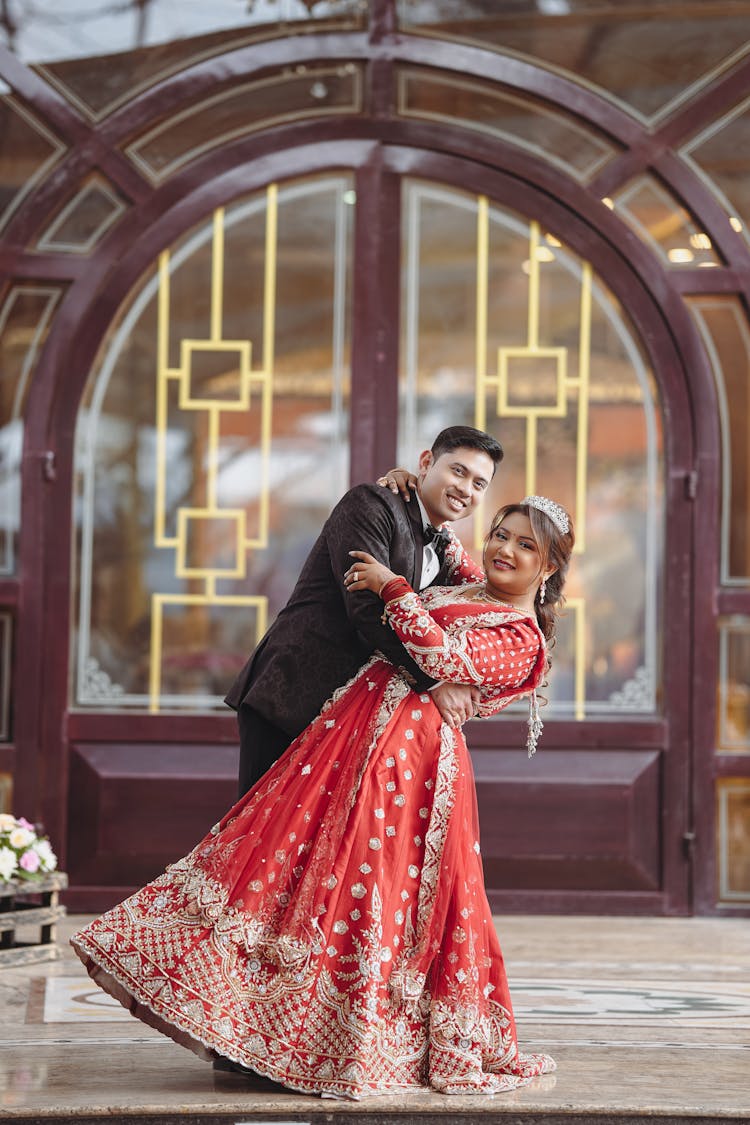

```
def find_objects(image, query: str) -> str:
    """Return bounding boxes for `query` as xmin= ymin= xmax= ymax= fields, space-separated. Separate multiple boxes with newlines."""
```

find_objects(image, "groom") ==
xmin=225 ymin=425 xmax=503 ymax=796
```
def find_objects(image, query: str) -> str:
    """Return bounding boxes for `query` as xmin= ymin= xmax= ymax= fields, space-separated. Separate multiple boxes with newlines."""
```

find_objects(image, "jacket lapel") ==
xmin=405 ymin=494 xmax=425 ymax=590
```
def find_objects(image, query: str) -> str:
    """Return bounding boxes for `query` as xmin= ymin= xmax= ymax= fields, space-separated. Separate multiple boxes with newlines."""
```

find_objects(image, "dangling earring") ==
xmin=539 ymin=579 xmax=546 ymax=605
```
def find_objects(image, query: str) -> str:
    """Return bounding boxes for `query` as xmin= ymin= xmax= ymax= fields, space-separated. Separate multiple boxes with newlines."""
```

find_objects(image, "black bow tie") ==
xmin=423 ymin=523 xmax=450 ymax=560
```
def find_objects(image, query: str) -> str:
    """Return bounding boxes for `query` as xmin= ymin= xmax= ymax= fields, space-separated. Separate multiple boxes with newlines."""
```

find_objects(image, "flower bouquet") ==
xmin=0 ymin=814 xmax=58 ymax=884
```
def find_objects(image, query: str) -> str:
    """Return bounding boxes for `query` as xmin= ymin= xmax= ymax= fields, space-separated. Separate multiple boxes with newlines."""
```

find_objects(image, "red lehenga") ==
xmin=72 ymin=579 xmax=555 ymax=1099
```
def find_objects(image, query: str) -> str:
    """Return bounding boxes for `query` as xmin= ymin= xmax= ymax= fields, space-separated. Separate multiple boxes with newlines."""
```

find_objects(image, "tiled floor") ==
xmin=1 ymin=912 xmax=749 ymax=1122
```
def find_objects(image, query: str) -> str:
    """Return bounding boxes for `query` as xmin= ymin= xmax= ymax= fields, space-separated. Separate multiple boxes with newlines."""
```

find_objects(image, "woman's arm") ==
xmin=380 ymin=577 xmax=541 ymax=689
xmin=345 ymin=555 xmax=542 ymax=690
xmin=441 ymin=526 xmax=485 ymax=586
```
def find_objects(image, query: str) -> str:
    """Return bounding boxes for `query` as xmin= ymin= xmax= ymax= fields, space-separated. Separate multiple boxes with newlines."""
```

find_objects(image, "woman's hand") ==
xmin=376 ymin=468 xmax=418 ymax=502
xmin=344 ymin=551 xmax=398 ymax=596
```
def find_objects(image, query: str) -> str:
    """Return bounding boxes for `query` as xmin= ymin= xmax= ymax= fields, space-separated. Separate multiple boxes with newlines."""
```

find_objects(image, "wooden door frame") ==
xmin=4 ymin=3 xmax=735 ymax=911
xmin=13 ymin=119 xmax=716 ymax=913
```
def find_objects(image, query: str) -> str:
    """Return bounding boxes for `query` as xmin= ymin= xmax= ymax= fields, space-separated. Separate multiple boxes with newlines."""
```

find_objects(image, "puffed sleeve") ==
xmin=442 ymin=527 xmax=484 ymax=586
xmin=379 ymin=577 xmax=543 ymax=691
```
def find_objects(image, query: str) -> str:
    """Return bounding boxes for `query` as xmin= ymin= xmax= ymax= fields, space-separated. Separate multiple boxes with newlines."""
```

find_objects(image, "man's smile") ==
xmin=445 ymin=494 xmax=468 ymax=511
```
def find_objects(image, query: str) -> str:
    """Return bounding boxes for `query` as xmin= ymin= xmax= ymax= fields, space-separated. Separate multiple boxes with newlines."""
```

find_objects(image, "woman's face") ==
xmin=484 ymin=511 xmax=549 ymax=602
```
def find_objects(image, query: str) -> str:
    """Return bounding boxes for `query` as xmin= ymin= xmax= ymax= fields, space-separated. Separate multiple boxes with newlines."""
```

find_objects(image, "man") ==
xmin=225 ymin=425 xmax=503 ymax=796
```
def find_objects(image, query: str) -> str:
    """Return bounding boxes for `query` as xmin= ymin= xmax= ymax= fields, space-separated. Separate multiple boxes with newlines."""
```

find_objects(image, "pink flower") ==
xmin=17 ymin=818 xmax=34 ymax=830
xmin=19 ymin=850 xmax=40 ymax=873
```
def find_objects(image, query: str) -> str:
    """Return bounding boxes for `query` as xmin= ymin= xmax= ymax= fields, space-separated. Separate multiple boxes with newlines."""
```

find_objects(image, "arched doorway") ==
xmin=5 ymin=6 xmax=740 ymax=913
xmin=17 ymin=131 xmax=705 ymax=914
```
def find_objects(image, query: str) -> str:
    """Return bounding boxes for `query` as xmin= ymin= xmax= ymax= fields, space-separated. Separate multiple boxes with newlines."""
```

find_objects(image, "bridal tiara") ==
xmin=521 ymin=495 xmax=570 ymax=535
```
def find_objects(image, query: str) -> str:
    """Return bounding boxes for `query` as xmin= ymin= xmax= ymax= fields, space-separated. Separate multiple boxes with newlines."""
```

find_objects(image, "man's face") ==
xmin=417 ymin=446 xmax=495 ymax=526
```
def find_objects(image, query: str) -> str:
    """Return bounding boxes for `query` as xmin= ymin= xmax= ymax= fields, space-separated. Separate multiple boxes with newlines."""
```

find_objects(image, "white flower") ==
xmin=0 ymin=816 xmax=58 ymax=883
xmin=0 ymin=847 xmax=18 ymax=881
xmin=9 ymin=827 xmax=34 ymax=850
xmin=32 ymin=839 xmax=57 ymax=871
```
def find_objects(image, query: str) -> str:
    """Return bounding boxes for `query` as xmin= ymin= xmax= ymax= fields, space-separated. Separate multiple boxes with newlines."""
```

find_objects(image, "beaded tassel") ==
xmin=526 ymin=690 xmax=543 ymax=757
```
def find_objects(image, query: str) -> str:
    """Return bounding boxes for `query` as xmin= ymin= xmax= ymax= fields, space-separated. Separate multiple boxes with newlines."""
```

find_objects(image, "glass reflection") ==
xmin=127 ymin=65 xmax=362 ymax=183
xmin=398 ymin=68 xmax=614 ymax=181
xmin=73 ymin=175 xmax=352 ymax=711
xmin=0 ymin=99 xmax=65 ymax=232
xmin=683 ymin=100 xmax=750 ymax=253
xmin=2 ymin=0 xmax=363 ymax=62
xmin=1 ymin=0 xmax=364 ymax=118
xmin=612 ymin=177 xmax=720 ymax=269
xmin=0 ymin=612 xmax=11 ymax=740
xmin=398 ymin=0 xmax=750 ymax=121
xmin=717 ymin=618 xmax=750 ymax=753
xmin=36 ymin=176 xmax=126 ymax=254
xmin=690 ymin=297 xmax=750 ymax=584
xmin=717 ymin=779 xmax=750 ymax=902
xmin=399 ymin=180 xmax=663 ymax=717
xmin=0 ymin=285 xmax=62 ymax=575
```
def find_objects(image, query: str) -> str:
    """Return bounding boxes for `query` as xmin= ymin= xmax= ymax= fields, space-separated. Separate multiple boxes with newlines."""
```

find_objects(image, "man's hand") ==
xmin=431 ymin=683 xmax=481 ymax=729
xmin=376 ymin=468 xmax=418 ymax=502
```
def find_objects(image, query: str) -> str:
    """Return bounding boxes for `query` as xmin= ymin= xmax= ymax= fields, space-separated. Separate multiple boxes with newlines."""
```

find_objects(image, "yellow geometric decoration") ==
xmin=497 ymin=345 xmax=568 ymax=420
xmin=175 ymin=509 xmax=249 ymax=580
xmin=475 ymin=198 xmax=589 ymax=718
xmin=564 ymin=597 xmax=587 ymax=722
xmin=149 ymin=187 xmax=278 ymax=711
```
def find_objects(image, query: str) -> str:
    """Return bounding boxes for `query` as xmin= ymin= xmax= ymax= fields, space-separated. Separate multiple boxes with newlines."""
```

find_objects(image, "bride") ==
xmin=72 ymin=495 xmax=573 ymax=1099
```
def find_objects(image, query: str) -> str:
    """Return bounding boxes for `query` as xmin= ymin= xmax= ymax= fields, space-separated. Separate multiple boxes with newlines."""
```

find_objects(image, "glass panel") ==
xmin=682 ymin=99 xmax=750 ymax=250
xmin=0 ymin=285 xmax=63 ymax=575
xmin=0 ymin=772 xmax=11 ymax=814
xmin=1 ymin=1 xmax=365 ymax=120
xmin=35 ymin=175 xmax=127 ymax=254
xmin=397 ymin=1 xmax=750 ymax=122
xmin=397 ymin=68 xmax=615 ymax=182
xmin=611 ymin=177 xmax=720 ymax=268
xmin=689 ymin=297 xmax=750 ymax=584
xmin=717 ymin=779 xmax=750 ymax=903
xmin=399 ymin=180 xmax=664 ymax=719
xmin=74 ymin=174 xmax=353 ymax=712
xmin=0 ymin=98 xmax=65 ymax=232
xmin=717 ymin=618 xmax=750 ymax=754
xmin=0 ymin=612 xmax=11 ymax=740
xmin=127 ymin=64 xmax=363 ymax=183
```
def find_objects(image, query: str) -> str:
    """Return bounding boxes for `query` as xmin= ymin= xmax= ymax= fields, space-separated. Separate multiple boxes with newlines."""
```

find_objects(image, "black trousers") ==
xmin=237 ymin=703 xmax=294 ymax=799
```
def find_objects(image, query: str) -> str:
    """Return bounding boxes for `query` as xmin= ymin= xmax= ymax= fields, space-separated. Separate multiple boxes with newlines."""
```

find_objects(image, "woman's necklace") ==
xmin=459 ymin=582 xmax=507 ymax=605
xmin=472 ymin=583 xmax=534 ymax=614
xmin=480 ymin=584 xmax=507 ymax=603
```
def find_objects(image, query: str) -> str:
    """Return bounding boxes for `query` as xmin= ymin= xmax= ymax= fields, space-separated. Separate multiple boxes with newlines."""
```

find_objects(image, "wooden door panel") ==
xmin=67 ymin=743 xmax=237 ymax=909
xmin=474 ymin=748 xmax=661 ymax=895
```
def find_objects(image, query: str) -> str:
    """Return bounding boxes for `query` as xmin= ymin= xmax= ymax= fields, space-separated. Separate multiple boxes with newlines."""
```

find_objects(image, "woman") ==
xmin=72 ymin=495 xmax=573 ymax=1099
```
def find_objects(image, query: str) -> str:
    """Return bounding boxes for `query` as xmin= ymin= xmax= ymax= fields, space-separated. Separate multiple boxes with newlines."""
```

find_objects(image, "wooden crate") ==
xmin=0 ymin=872 xmax=68 ymax=966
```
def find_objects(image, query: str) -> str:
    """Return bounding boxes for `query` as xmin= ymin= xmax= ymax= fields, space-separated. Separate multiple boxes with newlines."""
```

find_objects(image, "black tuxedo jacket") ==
xmin=224 ymin=483 xmax=453 ymax=739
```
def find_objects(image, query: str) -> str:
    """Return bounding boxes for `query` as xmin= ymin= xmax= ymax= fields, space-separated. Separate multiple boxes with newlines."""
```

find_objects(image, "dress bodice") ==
xmin=380 ymin=581 xmax=547 ymax=720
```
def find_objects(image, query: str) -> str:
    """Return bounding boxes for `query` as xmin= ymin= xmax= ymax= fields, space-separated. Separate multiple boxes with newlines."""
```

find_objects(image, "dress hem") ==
xmin=70 ymin=935 xmax=547 ymax=1100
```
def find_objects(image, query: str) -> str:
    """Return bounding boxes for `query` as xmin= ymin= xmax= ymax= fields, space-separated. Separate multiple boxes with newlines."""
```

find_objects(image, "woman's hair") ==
xmin=485 ymin=501 xmax=575 ymax=643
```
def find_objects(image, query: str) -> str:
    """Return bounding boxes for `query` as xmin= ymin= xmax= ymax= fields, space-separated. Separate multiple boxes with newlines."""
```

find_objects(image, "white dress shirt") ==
xmin=415 ymin=494 xmax=442 ymax=589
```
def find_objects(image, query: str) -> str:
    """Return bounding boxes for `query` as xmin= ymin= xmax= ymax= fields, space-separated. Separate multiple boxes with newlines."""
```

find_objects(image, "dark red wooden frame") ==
xmin=2 ymin=0 xmax=747 ymax=914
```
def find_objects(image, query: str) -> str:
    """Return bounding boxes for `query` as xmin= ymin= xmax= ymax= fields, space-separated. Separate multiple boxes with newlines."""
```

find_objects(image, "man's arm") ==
xmin=325 ymin=485 xmax=436 ymax=691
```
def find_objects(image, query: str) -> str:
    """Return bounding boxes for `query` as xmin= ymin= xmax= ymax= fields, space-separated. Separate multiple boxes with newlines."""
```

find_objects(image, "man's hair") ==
xmin=430 ymin=426 xmax=504 ymax=470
